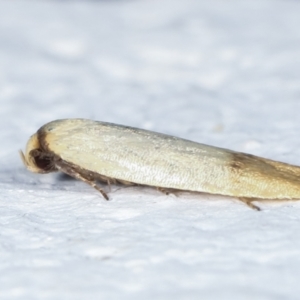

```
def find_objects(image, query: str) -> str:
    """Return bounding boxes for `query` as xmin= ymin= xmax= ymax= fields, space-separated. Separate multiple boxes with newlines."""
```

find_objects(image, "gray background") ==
xmin=1 ymin=0 xmax=300 ymax=299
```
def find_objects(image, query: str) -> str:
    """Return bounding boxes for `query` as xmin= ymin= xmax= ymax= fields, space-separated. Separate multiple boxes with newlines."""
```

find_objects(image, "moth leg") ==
xmin=106 ymin=178 xmax=112 ymax=192
xmin=238 ymin=197 xmax=261 ymax=211
xmin=117 ymin=179 xmax=136 ymax=186
xmin=157 ymin=187 xmax=178 ymax=196
xmin=78 ymin=176 xmax=109 ymax=201
xmin=55 ymin=162 xmax=109 ymax=200
xmin=93 ymin=175 xmax=118 ymax=192
xmin=157 ymin=187 xmax=170 ymax=195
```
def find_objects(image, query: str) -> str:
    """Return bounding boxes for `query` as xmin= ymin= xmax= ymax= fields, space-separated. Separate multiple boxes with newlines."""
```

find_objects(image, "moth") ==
xmin=20 ymin=118 xmax=300 ymax=210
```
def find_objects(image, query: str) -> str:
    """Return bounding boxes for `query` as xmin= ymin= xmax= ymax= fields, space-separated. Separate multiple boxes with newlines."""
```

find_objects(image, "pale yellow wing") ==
xmin=40 ymin=119 xmax=300 ymax=199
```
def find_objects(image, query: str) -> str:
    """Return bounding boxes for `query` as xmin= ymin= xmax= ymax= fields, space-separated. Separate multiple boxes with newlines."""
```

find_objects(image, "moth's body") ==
xmin=20 ymin=119 xmax=300 ymax=209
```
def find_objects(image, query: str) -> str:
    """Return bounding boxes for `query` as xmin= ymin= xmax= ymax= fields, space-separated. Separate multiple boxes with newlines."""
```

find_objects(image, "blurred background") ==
xmin=2 ymin=0 xmax=300 ymax=162
xmin=1 ymin=0 xmax=300 ymax=299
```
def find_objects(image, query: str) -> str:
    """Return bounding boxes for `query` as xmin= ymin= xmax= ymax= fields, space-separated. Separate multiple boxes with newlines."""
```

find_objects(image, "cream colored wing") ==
xmin=40 ymin=119 xmax=300 ymax=199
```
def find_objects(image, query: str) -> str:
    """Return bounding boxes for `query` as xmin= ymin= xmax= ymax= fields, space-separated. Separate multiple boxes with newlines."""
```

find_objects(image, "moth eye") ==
xmin=34 ymin=156 xmax=53 ymax=171
xmin=30 ymin=149 xmax=53 ymax=172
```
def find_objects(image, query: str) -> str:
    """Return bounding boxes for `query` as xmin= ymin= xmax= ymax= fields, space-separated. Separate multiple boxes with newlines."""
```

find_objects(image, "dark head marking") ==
xmin=30 ymin=149 xmax=57 ymax=173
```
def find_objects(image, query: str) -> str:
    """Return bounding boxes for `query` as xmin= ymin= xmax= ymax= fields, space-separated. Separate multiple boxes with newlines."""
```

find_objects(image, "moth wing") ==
xmin=40 ymin=119 xmax=300 ymax=199
xmin=40 ymin=119 xmax=233 ymax=189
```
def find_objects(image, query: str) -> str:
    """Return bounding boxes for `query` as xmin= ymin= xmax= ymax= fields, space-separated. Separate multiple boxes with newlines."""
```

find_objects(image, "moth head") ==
xmin=20 ymin=133 xmax=57 ymax=174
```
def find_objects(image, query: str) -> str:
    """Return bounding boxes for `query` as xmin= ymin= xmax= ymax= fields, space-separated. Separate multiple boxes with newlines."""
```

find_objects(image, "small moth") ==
xmin=20 ymin=118 xmax=300 ymax=210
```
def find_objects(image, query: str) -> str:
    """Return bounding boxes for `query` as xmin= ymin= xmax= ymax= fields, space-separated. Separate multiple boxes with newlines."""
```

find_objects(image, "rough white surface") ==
xmin=1 ymin=0 xmax=300 ymax=299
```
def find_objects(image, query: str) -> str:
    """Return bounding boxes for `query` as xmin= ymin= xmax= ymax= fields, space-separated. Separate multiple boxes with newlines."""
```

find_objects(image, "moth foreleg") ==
xmin=238 ymin=197 xmax=261 ymax=211
xmin=55 ymin=161 xmax=109 ymax=200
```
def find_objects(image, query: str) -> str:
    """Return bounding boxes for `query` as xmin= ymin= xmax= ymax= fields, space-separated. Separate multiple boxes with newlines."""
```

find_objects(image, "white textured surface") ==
xmin=1 ymin=0 xmax=300 ymax=299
